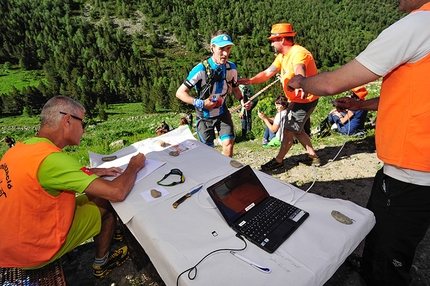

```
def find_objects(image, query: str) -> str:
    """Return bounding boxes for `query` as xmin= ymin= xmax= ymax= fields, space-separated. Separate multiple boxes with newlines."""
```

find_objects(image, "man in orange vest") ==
xmin=238 ymin=23 xmax=320 ymax=171
xmin=0 ymin=96 xmax=146 ymax=278
xmin=288 ymin=1 xmax=430 ymax=285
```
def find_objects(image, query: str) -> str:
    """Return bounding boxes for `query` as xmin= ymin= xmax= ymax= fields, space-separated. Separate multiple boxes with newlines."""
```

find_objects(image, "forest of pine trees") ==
xmin=0 ymin=0 xmax=403 ymax=118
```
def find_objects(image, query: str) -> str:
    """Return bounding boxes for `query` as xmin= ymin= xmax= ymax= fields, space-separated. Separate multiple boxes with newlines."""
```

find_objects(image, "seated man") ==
xmin=0 ymin=95 xmax=146 ymax=278
xmin=328 ymin=86 xmax=368 ymax=135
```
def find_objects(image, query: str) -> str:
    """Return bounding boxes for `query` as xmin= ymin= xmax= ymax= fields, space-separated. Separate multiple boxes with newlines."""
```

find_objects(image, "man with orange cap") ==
xmin=327 ymin=86 xmax=368 ymax=135
xmin=287 ymin=0 xmax=430 ymax=284
xmin=238 ymin=23 xmax=320 ymax=171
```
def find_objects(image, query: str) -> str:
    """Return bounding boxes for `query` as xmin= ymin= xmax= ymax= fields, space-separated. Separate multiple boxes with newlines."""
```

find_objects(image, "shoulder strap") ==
xmin=202 ymin=59 xmax=212 ymax=80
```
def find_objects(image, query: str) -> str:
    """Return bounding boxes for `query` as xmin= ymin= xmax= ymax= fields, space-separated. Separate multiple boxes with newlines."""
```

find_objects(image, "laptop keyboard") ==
xmin=239 ymin=199 xmax=298 ymax=243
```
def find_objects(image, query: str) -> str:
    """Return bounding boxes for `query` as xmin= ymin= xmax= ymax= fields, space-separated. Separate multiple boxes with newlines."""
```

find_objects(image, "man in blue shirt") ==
xmin=176 ymin=30 xmax=250 ymax=157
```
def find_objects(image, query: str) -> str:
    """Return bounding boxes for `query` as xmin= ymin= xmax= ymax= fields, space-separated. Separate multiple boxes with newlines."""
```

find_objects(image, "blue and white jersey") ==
xmin=184 ymin=57 xmax=238 ymax=118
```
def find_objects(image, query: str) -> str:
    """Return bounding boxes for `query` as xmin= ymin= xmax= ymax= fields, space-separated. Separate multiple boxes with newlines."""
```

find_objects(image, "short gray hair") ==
xmin=40 ymin=96 xmax=85 ymax=128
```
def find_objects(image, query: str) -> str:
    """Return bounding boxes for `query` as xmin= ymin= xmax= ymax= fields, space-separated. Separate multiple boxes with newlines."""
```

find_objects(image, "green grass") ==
xmin=0 ymin=83 xmax=380 ymax=165
xmin=0 ymin=67 xmax=46 ymax=94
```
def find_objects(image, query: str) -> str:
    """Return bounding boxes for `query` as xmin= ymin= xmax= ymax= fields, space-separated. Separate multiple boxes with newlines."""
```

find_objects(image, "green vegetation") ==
xmin=0 ymin=83 xmax=379 ymax=165
xmin=0 ymin=0 xmax=386 ymax=163
xmin=0 ymin=0 xmax=402 ymax=117
xmin=0 ymin=66 xmax=45 ymax=93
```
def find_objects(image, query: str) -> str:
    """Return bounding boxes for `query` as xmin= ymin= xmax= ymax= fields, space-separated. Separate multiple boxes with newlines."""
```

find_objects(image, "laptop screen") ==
xmin=206 ymin=166 xmax=270 ymax=225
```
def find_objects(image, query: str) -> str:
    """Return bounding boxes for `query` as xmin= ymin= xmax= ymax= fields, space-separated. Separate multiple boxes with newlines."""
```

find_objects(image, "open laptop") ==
xmin=206 ymin=165 xmax=309 ymax=253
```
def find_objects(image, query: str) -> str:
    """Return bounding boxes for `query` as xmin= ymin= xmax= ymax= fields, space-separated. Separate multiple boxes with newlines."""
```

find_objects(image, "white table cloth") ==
xmin=90 ymin=126 xmax=375 ymax=286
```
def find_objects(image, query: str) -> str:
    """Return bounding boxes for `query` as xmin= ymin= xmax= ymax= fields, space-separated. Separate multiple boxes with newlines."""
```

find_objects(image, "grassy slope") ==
xmin=0 ymin=81 xmax=379 ymax=164
xmin=0 ymin=67 xmax=45 ymax=93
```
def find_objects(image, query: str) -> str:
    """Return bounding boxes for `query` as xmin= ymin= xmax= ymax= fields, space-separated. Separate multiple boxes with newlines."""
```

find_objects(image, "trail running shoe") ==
xmin=93 ymin=246 xmax=129 ymax=278
xmin=261 ymin=158 xmax=283 ymax=171
xmin=299 ymin=156 xmax=321 ymax=167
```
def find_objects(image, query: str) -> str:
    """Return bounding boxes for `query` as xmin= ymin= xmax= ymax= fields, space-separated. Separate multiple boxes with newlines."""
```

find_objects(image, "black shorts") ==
xmin=285 ymin=100 xmax=318 ymax=133
xmin=196 ymin=112 xmax=234 ymax=146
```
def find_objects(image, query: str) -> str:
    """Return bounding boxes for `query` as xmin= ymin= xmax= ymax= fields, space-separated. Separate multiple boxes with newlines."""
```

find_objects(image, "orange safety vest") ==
xmin=376 ymin=3 xmax=430 ymax=172
xmin=0 ymin=142 xmax=76 ymax=268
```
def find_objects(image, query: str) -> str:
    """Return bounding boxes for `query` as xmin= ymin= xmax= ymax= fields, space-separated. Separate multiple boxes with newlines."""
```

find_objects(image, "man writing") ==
xmin=239 ymin=23 xmax=320 ymax=171
xmin=287 ymin=1 xmax=430 ymax=285
xmin=0 ymin=96 xmax=146 ymax=278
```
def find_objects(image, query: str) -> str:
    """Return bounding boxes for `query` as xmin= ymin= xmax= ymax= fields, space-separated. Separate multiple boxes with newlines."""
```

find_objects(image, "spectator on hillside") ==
xmin=287 ymin=1 xmax=430 ymax=284
xmin=0 ymin=95 xmax=146 ymax=278
xmin=156 ymin=120 xmax=169 ymax=136
xmin=238 ymin=23 xmax=320 ymax=170
xmin=0 ymin=136 xmax=15 ymax=148
xmin=258 ymin=95 xmax=288 ymax=147
xmin=186 ymin=111 xmax=193 ymax=128
xmin=176 ymin=30 xmax=250 ymax=157
xmin=327 ymin=86 xmax=368 ymax=135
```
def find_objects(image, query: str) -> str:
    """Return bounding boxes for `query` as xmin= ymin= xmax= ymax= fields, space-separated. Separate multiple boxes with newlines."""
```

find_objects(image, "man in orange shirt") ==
xmin=0 ymin=96 xmax=146 ymax=278
xmin=288 ymin=1 xmax=430 ymax=285
xmin=239 ymin=23 xmax=320 ymax=171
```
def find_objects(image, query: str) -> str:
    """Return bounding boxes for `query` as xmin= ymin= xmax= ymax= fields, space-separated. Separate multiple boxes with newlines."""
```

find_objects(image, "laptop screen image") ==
xmin=207 ymin=166 xmax=270 ymax=226
xmin=207 ymin=165 xmax=309 ymax=253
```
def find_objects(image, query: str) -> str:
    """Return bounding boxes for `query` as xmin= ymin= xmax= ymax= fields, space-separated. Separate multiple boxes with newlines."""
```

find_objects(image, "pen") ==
xmin=172 ymin=185 xmax=203 ymax=209
xmin=230 ymin=251 xmax=271 ymax=274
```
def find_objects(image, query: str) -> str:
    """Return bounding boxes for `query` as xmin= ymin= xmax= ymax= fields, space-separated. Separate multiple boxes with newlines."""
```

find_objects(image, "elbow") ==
xmin=109 ymin=186 xmax=128 ymax=202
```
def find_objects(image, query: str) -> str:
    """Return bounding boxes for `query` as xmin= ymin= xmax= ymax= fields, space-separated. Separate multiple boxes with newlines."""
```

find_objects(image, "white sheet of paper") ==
xmin=98 ymin=152 xmax=166 ymax=183
xmin=141 ymin=186 xmax=169 ymax=203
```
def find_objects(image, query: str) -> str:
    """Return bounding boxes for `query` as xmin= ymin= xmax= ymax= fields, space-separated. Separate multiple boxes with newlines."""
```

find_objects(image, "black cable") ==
xmin=176 ymin=234 xmax=247 ymax=286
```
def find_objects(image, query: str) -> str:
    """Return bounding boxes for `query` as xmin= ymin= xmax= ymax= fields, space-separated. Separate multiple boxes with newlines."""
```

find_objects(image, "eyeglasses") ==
xmin=270 ymin=37 xmax=283 ymax=42
xmin=59 ymin=111 xmax=86 ymax=129
xmin=157 ymin=168 xmax=185 ymax=186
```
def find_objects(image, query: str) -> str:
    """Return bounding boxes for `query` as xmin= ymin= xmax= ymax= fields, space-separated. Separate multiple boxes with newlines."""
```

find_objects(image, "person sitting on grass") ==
xmin=0 ymin=95 xmax=146 ymax=279
xmin=328 ymin=86 xmax=368 ymax=135
xmin=258 ymin=95 xmax=288 ymax=147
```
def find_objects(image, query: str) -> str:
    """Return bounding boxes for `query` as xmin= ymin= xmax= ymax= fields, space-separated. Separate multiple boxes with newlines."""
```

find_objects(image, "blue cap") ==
xmin=210 ymin=34 xmax=234 ymax=47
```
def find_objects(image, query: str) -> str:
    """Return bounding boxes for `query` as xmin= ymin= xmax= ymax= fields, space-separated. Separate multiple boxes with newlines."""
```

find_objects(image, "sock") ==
xmin=94 ymin=252 xmax=109 ymax=266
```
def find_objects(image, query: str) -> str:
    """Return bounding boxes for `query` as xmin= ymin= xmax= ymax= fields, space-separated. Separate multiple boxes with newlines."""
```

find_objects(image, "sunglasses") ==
xmin=59 ymin=111 xmax=86 ymax=129
xmin=157 ymin=168 xmax=185 ymax=186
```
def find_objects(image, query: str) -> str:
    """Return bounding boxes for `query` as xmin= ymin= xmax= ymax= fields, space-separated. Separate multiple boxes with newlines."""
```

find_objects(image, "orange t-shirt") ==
xmin=272 ymin=44 xmax=319 ymax=103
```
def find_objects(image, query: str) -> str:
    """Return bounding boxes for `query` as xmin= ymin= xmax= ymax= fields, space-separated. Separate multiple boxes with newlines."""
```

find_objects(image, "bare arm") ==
xmin=237 ymin=65 xmax=279 ymax=85
xmin=90 ymin=167 xmax=123 ymax=177
xmin=258 ymin=111 xmax=279 ymax=133
xmin=84 ymin=153 xmax=147 ymax=202
xmin=336 ymin=97 xmax=380 ymax=111
xmin=288 ymin=59 xmax=380 ymax=96
xmin=232 ymin=86 xmax=250 ymax=110
xmin=293 ymin=63 xmax=308 ymax=99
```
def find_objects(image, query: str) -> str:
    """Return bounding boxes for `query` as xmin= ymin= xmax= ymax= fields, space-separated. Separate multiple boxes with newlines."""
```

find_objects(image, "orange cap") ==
xmin=351 ymin=86 xmax=368 ymax=100
xmin=267 ymin=23 xmax=296 ymax=40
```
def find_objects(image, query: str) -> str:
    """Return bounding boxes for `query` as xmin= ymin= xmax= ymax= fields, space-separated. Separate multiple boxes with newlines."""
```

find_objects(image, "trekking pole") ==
xmin=230 ymin=74 xmax=281 ymax=113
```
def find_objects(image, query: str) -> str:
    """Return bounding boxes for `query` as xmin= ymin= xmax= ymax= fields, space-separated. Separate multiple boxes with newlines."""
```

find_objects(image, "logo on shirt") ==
xmin=0 ymin=163 xmax=12 ymax=198
xmin=80 ymin=167 xmax=94 ymax=176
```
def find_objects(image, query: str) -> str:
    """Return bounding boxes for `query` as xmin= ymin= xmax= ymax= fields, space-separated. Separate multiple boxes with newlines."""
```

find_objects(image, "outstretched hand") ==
xmin=287 ymin=75 xmax=304 ymax=91
xmin=237 ymin=78 xmax=251 ymax=85
xmin=335 ymin=97 xmax=361 ymax=111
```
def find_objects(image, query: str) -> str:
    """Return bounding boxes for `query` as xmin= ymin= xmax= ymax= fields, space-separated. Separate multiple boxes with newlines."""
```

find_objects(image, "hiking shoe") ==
xmin=261 ymin=158 xmax=283 ymax=171
xmin=299 ymin=156 xmax=321 ymax=167
xmin=93 ymin=246 xmax=129 ymax=278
